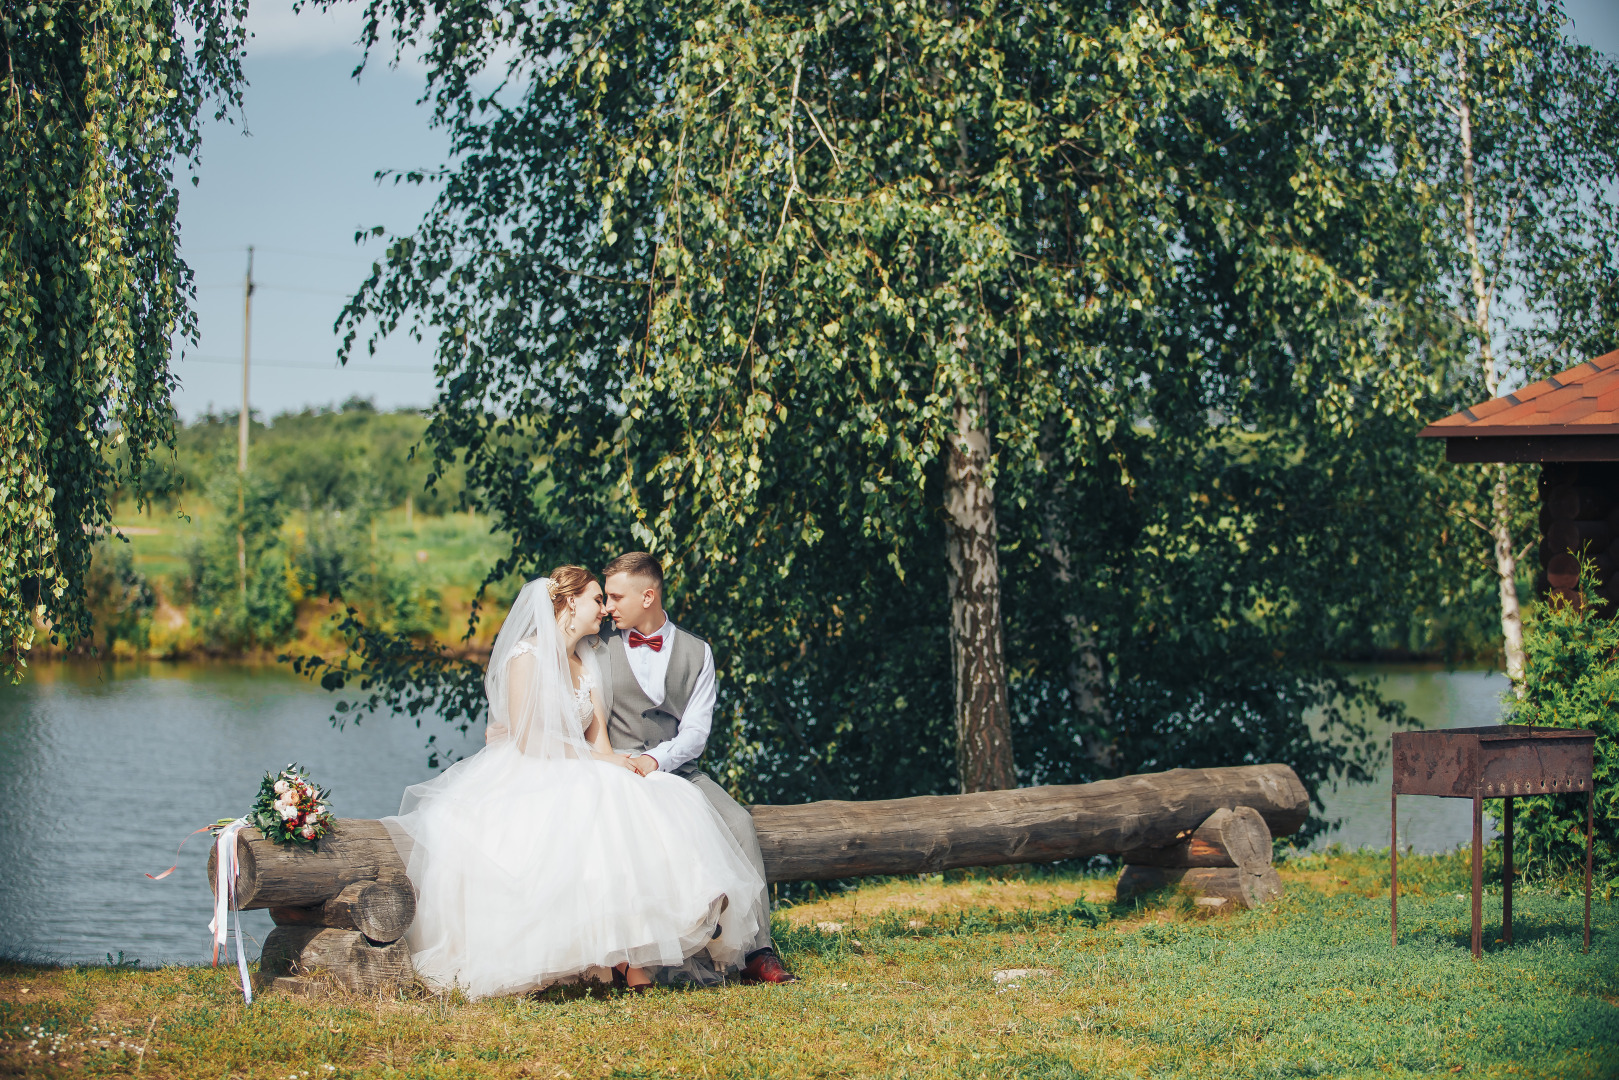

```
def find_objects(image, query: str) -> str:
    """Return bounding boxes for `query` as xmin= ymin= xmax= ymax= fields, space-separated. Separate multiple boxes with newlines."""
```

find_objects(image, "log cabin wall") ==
xmin=1538 ymin=461 xmax=1619 ymax=609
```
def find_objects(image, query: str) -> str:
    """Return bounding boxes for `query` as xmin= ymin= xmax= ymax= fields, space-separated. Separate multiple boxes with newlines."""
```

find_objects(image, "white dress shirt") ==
xmin=621 ymin=617 xmax=716 ymax=773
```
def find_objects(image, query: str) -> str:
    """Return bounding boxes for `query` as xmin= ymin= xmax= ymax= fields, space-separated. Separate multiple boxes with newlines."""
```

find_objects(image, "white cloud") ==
xmin=245 ymin=1 xmax=367 ymax=56
xmin=240 ymin=1 xmax=463 ymax=78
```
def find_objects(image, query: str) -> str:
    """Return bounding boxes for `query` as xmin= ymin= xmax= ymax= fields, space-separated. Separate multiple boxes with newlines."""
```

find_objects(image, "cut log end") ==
xmin=269 ymin=879 xmax=416 ymax=944
xmin=1121 ymin=805 xmax=1273 ymax=872
xmin=1115 ymin=865 xmax=1284 ymax=910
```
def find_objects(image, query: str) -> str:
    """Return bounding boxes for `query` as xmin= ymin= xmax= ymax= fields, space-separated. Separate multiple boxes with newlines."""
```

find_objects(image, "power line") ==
xmin=255 ymin=245 xmax=380 ymax=263
xmin=179 ymin=354 xmax=434 ymax=375
xmin=196 ymin=282 xmax=357 ymax=297
xmin=183 ymin=244 xmax=377 ymax=263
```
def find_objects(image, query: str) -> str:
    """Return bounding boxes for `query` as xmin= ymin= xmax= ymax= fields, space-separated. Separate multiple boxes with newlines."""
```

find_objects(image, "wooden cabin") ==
xmin=1420 ymin=348 xmax=1619 ymax=607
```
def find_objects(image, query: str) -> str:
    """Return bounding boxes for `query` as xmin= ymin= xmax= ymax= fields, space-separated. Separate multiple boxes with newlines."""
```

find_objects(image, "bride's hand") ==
xmin=594 ymin=751 xmax=639 ymax=773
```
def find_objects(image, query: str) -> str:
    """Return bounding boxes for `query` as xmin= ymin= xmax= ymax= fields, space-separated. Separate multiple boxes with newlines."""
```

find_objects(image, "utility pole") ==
xmin=238 ymin=246 xmax=254 ymax=599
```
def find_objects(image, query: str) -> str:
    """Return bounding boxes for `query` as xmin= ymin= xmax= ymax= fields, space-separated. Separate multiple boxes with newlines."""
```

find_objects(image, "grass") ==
xmin=1 ymin=851 xmax=1614 ymax=1079
xmin=110 ymin=503 xmax=510 ymax=599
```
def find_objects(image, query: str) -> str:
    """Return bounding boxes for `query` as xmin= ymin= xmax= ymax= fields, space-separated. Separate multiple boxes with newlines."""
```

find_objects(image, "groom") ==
xmin=590 ymin=551 xmax=797 ymax=985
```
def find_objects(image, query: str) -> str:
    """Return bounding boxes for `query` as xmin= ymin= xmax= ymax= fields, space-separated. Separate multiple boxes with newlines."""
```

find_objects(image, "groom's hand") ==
xmin=630 ymin=754 xmax=659 ymax=777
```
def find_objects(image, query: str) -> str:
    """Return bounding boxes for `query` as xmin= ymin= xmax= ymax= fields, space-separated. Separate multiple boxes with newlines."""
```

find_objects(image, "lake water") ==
xmin=0 ymin=661 xmax=1508 ymax=966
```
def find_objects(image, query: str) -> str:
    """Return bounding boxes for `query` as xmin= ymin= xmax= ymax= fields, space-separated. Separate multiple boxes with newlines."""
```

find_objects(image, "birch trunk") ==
xmin=945 ymin=384 xmax=1015 ymax=792
xmin=1455 ymin=30 xmax=1526 ymax=689
xmin=1489 ymin=461 xmax=1526 ymax=685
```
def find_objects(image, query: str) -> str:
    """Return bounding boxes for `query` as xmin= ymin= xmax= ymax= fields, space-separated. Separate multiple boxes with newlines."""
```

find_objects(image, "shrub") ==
xmin=298 ymin=503 xmax=370 ymax=600
xmin=1503 ymin=577 xmax=1618 ymax=888
xmin=84 ymin=538 xmax=154 ymax=654
xmin=291 ymin=498 xmax=442 ymax=639
xmin=183 ymin=470 xmax=296 ymax=650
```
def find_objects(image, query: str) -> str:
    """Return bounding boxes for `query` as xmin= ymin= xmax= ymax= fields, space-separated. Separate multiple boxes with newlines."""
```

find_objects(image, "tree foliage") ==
xmin=1404 ymin=0 xmax=1619 ymax=378
xmin=1399 ymin=0 xmax=1619 ymax=688
xmin=126 ymin=398 xmax=472 ymax=516
xmin=314 ymin=0 xmax=1609 ymax=816
xmin=0 ymin=0 xmax=247 ymax=676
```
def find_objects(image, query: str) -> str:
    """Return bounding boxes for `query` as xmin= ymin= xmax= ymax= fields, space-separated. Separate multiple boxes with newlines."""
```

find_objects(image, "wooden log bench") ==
xmin=212 ymin=762 xmax=1308 ymax=995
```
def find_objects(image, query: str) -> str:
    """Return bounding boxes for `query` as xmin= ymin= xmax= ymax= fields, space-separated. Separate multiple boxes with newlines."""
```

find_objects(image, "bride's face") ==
xmin=560 ymin=580 xmax=606 ymax=634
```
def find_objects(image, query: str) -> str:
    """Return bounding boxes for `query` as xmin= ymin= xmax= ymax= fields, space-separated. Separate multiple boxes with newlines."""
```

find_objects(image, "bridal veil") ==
xmin=482 ymin=575 xmax=600 ymax=761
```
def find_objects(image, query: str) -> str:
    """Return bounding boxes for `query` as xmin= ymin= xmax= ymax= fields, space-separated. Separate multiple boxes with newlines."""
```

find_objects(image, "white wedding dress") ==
xmin=382 ymin=578 xmax=767 ymax=999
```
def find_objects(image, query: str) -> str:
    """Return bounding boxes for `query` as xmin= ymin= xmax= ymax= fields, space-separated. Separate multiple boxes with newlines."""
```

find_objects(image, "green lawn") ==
xmin=111 ymin=504 xmax=510 ymax=597
xmin=92 ymin=505 xmax=515 ymax=656
xmin=1 ymin=850 xmax=1614 ymax=1078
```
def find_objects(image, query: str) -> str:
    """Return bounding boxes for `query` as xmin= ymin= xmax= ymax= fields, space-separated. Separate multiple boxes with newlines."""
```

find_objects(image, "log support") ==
xmin=1116 ymin=865 xmax=1284 ymax=910
xmin=1115 ymin=804 xmax=1285 ymax=910
xmin=258 ymin=927 xmax=414 ymax=996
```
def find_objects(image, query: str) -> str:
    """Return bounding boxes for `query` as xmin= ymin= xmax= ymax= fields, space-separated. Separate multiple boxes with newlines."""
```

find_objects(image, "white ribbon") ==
xmin=207 ymin=818 xmax=254 ymax=1004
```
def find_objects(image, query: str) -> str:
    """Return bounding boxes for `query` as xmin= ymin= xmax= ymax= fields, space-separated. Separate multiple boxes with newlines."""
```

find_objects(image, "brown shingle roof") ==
xmin=1420 ymin=349 xmax=1619 ymax=438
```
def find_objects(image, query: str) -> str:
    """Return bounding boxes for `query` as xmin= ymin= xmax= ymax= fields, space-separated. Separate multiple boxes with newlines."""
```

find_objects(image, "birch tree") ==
xmin=318 ymin=0 xmax=1465 ymax=802
xmin=0 ymin=0 xmax=247 ymax=676
xmin=1409 ymin=0 xmax=1619 ymax=689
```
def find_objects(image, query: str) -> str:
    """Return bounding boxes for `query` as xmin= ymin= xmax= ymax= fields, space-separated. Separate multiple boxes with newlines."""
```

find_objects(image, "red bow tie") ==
xmin=627 ymin=630 xmax=665 ymax=652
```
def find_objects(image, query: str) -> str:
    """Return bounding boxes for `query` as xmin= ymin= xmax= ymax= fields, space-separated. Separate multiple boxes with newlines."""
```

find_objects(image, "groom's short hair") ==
xmin=601 ymin=551 xmax=664 ymax=596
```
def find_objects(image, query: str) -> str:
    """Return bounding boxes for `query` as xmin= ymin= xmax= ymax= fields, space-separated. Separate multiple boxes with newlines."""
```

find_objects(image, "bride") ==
xmin=383 ymin=566 xmax=767 ymax=998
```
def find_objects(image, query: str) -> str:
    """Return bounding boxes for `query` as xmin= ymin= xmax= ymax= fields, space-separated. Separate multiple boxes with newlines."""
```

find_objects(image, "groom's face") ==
xmin=604 ymin=572 xmax=663 ymax=633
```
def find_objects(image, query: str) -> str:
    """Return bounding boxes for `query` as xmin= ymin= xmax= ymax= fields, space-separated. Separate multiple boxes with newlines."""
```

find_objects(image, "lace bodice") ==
xmin=569 ymin=664 xmax=596 ymax=723
xmin=510 ymin=639 xmax=595 ymax=726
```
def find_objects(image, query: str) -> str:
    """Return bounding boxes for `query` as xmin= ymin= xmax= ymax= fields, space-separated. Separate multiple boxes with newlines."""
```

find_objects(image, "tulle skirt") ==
xmin=383 ymin=745 xmax=766 ymax=999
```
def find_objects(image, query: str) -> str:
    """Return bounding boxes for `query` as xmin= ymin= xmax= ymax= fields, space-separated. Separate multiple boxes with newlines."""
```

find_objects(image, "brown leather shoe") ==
xmin=740 ymin=948 xmax=797 ymax=985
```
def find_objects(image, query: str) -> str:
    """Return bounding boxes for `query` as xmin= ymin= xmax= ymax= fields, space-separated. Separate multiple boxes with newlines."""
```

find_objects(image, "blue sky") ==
xmin=173 ymin=2 xmax=445 ymax=421
xmin=171 ymin=1 xmax=1619 ymax=423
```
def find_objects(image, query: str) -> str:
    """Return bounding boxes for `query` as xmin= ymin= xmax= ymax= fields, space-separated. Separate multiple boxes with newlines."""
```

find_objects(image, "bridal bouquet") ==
xmin=248 ymin=764 xmax=335 ymax=847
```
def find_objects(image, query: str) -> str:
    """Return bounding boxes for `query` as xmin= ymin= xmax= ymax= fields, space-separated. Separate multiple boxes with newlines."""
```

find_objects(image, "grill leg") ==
xmin=1503 ymin=796 xmax=1513 ymax=947
xmin=1390 ymin=790 xmax=1399 ymax=948
xmin=1472 ymin=789 xmax=1483 ymax=960
xmin=1587 ymin=788 xmax=1595 ymax=954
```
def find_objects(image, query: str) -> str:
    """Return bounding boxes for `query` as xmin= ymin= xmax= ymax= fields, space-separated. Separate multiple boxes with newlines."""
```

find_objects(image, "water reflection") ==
xmin=0 ymin=661 xmax=473 ymax=966
xmin=1311 ymin=665 xmax=1508 ymax=853
xmin=0 ymin=661 xmax=1508 ymax=965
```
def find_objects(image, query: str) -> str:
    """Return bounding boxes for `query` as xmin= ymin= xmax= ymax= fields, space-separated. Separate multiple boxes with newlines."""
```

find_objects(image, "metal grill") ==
xmin=1391 ymin=725 xmax=1595 ymax=958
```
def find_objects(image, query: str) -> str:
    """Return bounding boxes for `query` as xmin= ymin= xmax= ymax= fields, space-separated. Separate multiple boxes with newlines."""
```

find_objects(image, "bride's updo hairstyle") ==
xmin=546 ymin=565 xmax=596 ymax=616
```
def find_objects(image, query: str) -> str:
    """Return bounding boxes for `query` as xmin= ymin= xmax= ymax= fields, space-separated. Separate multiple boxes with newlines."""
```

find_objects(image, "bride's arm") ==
xmin=582 ymin=688 xmax=611 ymax=753
xmin=490 ymin=650 xmax=536 ymax=749
xmin=584 ymin=688 xmax=637 ymax=770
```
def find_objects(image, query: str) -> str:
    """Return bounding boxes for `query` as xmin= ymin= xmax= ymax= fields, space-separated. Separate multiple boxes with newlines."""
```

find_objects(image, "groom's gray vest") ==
xmin=594 ymin=624 xmax=708 ymax=778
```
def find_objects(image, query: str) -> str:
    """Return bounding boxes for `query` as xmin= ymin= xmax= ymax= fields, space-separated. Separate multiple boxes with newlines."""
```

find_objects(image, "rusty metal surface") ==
xmin=1392 ymin=725 xmax=1594 ymax=798
xmin=1391 ymin=724 xmax=1595 ymax=959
